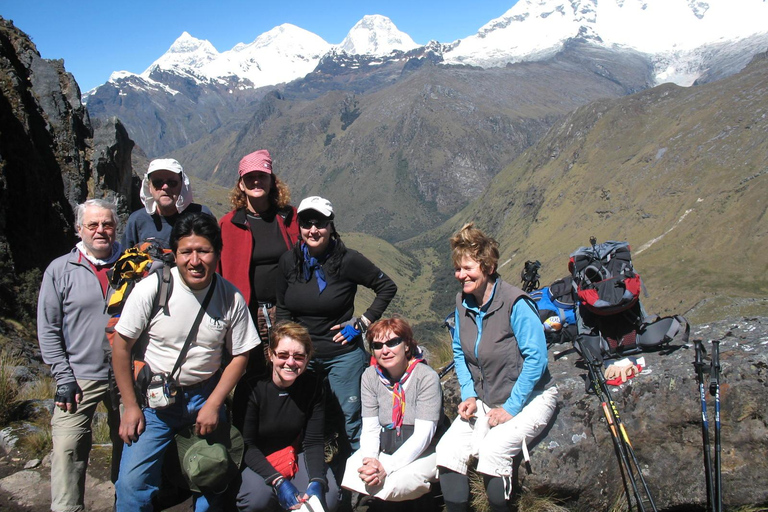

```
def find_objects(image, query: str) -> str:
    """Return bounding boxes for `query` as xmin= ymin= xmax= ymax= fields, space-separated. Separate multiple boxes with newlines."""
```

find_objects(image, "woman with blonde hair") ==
xmin=218 ymin=150 xmax=299 ymax=379
xmin=435 ymin=223 xmax=557 ymax=512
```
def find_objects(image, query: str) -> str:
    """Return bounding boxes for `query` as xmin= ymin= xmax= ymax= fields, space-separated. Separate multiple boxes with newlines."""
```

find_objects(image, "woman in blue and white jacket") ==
xmin=435 ymin=223 xmax=557 ymax=512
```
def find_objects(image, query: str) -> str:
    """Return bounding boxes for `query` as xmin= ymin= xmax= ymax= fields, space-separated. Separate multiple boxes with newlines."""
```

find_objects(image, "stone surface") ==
xmin=441 ymin=316 xmax=768 ymax=510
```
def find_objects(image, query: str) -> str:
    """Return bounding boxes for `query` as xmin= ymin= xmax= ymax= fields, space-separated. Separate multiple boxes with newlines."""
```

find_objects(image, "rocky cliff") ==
xmin=0 ymin=17 xmax=134 ymax=320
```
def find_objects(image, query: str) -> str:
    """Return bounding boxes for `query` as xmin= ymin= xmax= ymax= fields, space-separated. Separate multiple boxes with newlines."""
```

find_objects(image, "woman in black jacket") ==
xmin=276 ymin=196 xmax=397 ymax=454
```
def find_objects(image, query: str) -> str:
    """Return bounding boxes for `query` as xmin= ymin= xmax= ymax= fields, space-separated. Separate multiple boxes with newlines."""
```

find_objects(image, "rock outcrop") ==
xmin=0 ymin=17 xmax=134 ymax=316
xmin=443 ymin=316 xmax=768 ymax=510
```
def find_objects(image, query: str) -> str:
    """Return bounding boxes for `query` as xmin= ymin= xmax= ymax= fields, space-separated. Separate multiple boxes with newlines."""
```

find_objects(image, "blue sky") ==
xmin=2 ymin=0 xmax=519 ymax=92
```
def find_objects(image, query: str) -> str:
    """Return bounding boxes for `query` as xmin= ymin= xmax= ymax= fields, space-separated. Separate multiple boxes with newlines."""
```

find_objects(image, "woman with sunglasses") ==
xmin=122 ymin=158 xmax=213 ymax=249
xmin=276 ymin=196 xmax=397 ymax=455
xmin=235 ymin=321 xmax=339 ymax=512
xmin=341 ymin=317 xmax=443 ymax=506
xmin=435 ymin=223 xmax=557 ymax=512
xmin=218 ymin=150 xmax=300 ymax=406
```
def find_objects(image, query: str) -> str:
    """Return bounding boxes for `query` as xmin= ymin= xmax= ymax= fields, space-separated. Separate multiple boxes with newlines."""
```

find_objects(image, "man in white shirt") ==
xmin=111 ymin=212 xmax=259 ymax=511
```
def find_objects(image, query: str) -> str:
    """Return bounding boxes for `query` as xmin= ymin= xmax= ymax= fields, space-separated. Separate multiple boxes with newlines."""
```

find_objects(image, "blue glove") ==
xmin=274 ymin=478 xmax=301 ymax=510
xmin=305 ymin=481 xmax=326 ymax=508
xmin=338 ymin=317 xmax=364 ymax=343
xmin=339 ymin=324 xmax=361 ymax=343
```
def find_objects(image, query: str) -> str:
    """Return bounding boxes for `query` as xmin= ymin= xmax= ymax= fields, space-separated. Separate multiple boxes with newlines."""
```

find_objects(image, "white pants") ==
xmin=341 ymin=449 xmax=438 ymax=501
xmin=435 ymin=388 xmax=558 ymax=477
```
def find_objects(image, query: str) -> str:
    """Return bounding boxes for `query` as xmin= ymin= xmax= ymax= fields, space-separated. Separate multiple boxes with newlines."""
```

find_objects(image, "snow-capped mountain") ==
xmin=138 ymin=24 xmax=331 ymax=89
xmin=338 ymin=14 xmax=419 ymax=56
xmin=443 ymin=0 xmax=768 ymax=85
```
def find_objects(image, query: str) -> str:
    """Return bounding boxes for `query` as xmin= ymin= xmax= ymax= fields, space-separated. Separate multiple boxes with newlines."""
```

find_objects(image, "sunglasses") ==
xmin=299 ymin=218 xmax=330 ymax=230
xmin=273 ymin=351 xmax=308 ymax=363
xmin=371 ymin=337 xmax=404 ymax=351
xmin=151 ymin=178 xmax=180 ymax=189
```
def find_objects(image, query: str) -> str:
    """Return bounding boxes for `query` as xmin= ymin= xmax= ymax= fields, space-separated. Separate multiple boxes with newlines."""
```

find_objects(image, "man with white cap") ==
xmin=121 ymin=158 xmax=214 ymax=249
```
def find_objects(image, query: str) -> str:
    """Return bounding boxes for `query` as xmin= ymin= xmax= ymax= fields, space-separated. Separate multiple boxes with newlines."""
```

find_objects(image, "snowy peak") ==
xmin=144 ymin=32 xmax=220 ymax=74
xmin=445 ymin=0 xmax=768 ymax=68
xmin=338 ymin=15 xmax=419 ymax=56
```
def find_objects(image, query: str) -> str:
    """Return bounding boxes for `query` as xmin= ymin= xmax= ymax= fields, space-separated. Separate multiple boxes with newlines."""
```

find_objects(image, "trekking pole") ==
xmin=709 ymin=340 xmax=722 ymax=512
xmin=693 ymin=339 xmax=715 ymax=512
xmin=596 ymin=362 xmax=659 ymax=512
xmin=581 ymin=347 xmax=644 ymax=511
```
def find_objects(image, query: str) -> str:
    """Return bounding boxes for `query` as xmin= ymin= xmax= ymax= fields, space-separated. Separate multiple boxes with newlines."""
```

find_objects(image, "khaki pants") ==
xmin=50 ymin=379 xmax=121 ymax=512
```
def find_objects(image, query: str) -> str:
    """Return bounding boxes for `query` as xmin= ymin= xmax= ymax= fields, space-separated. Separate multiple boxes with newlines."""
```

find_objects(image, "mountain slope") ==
xmin=402 ymin=51 xmax=768 ymax=322
xmin=174 ymin=41 xmax=654 ymax=241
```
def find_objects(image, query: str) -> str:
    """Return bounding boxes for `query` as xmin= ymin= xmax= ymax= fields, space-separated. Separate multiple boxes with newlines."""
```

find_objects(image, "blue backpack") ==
xmin=530 ymin=276 xmax=578 ymax=346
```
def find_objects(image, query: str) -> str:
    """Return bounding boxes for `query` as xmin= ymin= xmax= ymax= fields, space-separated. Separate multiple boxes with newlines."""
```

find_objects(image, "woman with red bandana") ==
xmin=340 ymin=317 xmax=442 ymax=505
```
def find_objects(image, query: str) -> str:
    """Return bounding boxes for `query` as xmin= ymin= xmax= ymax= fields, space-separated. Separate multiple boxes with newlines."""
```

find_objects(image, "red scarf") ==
xmin=373 ymin=356 xmax=424 ymax=435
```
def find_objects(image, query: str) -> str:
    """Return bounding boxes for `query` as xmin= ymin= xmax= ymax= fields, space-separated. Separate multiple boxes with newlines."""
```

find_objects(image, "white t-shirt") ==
xmin=115 ymin=267 xmax=260 ymax=386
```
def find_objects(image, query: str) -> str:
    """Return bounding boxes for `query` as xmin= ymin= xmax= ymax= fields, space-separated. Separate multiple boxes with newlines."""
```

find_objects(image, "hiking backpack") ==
xmin=569 ymin=239 xmax=642 ymax=316
xmin=530 ymin=276 xmax=578 ymax=346
xmin=105 ymin=238 xmax=175 ymax=406
xmin=569 ymin=238 xmax=689 ymax=359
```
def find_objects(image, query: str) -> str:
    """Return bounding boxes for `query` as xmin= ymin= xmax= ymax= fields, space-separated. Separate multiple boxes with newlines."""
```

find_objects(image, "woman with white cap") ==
xmin=275 ymin=196 xmax=397 ymax=455
xmin=121 ymin=158 xmax=214 ymax=249
xmin=218 ymin=149 xmax=300 ymax=429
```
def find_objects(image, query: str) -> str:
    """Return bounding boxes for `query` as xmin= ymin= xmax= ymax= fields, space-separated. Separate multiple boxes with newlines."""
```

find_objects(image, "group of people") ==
xmin=37 ymin=151 xmax=557 ymax=512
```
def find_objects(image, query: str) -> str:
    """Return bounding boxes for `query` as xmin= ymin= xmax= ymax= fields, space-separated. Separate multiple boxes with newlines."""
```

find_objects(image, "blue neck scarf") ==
xmin=302 ymin=243 xmax=327 ymax=294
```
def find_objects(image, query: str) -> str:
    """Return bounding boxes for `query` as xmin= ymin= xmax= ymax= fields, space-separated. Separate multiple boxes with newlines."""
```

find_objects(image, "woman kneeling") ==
xmin=236 ymin=322 xmax=339 ymax=512
xmin=342 ymin=317 xmax=443 ymax=503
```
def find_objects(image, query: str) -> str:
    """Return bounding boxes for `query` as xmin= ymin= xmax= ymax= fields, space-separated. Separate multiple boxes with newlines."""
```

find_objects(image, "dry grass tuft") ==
xmin=19 ymin=426 xmax=52 ymax=457
xmin=0 ymin=351 xmax=22 ymax=424
xmin=517 ymin=490 xmax=569 ymax=512
xmin=18 ymin=375 xmax=56 ymax=401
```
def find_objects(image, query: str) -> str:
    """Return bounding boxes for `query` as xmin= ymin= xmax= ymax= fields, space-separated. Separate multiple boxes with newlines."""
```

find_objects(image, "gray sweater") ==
xmin=37 ymin=248 xmax=113 ymax=384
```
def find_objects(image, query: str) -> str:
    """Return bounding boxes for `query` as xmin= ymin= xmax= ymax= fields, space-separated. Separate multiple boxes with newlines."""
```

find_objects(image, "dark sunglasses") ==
xmin=299 ymin=218 xmax=330 ymax=229
xmin=151 ymin=178 xmax=180 ymax=189
xmin=371 ymin=337 xmax=404 ymax=351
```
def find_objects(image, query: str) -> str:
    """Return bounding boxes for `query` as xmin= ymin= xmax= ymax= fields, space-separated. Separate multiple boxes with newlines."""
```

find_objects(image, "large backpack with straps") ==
xmin=569 ymin=239 xmax=643 ymax=316
xmin=105 ymin=238 xmax=175 ymax=407
xmin=569 ymin=238 xmax=689 ymax=359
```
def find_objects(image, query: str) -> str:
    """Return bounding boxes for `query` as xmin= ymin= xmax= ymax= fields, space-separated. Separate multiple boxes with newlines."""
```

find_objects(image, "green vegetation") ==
xmin=0 ymin=351 xmax=21 ymax=425
xmin=18 ymin=375 xmax=56 ymax=401
xmin=19 ymin=426 xmax=52 ymax=458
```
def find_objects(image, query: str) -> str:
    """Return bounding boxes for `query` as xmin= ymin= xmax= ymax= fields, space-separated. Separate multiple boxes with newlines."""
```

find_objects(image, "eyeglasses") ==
xmin=273 ymin=351 xmax=308 ymax=363
xmin=299 ymin=219 xmax=330 ymax=230
xmin=82 ymin=221 xmax=116 ymax=232
xmin=371 ymin=337 xmax=404 ymax=351
xmin=151 ymin=178 xmax=180 ymax=189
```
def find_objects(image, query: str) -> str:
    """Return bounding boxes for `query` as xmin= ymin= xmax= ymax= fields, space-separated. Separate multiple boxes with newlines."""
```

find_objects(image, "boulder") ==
xmin=441 ymin=316 xmax=768 ymax=510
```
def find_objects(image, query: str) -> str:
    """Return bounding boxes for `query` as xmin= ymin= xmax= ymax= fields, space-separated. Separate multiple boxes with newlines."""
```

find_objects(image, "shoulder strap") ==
xmin=169 ymin=274 xmax=217 ymax=382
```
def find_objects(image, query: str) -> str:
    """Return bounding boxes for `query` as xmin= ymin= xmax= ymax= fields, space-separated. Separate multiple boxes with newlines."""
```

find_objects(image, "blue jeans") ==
xmin=314 ymin=346 xmax=367 ymax=451
xmin=115 ymin=376 xmax=225 ymax=512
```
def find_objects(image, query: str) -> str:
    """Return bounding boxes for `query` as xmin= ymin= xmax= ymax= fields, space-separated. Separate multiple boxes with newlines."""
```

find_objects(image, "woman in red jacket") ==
xmin=218 ymin=150 xmax=299 ymax=427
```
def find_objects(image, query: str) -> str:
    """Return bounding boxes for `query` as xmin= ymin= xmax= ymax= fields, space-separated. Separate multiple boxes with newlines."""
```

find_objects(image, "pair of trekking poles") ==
xmin=693 ymin=339 xmax=722 ymax=512
xmin=579 ymin=342 xmax=657 ymax=512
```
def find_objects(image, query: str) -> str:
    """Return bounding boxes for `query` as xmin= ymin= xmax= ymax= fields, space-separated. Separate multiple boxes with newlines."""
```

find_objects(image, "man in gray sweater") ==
xmin=37 ymin=199 xmax=123 ymax=512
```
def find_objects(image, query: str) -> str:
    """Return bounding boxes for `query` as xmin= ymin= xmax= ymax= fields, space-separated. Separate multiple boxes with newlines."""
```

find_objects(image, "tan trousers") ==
xmin=50 ymin=379 xmax=121 ymax=512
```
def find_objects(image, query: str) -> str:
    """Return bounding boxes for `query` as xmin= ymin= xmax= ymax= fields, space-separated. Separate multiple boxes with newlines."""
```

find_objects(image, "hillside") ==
xmin=400 ymin=52 xmax=768 ymax=325
xmin=173 ymin=42 xmax=654 ymax=242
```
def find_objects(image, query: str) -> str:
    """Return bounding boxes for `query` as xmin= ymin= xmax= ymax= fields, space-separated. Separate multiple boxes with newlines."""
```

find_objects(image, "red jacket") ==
xmin=218 ymin=206 xmax=299 ymax=305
